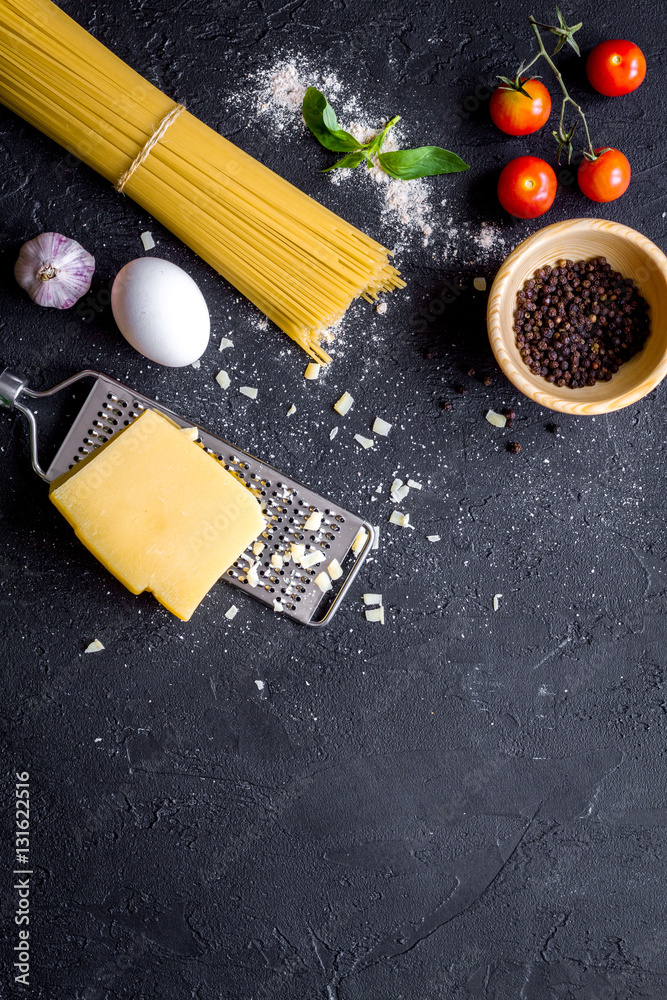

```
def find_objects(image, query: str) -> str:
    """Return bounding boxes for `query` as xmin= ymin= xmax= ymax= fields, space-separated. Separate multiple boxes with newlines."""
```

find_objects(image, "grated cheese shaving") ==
xmin=351 ymin=528 xmax=368 ymax=554
xmin=365 ymin=607 xmax=385 ymax=624
xmin=372 ymin=526 xmax=379 ymax=550
xmin=300 ymin=550 xmax=325 ymax=569
xmin=330 ymin=427 xmax=339 ymax=440
xmin=392 ymin=484 xmax=409 ymax=503
xmin=493 ymin=593 xmax=503 ymax=612
xmin=219 ymin=337 xmax=234 ymax=352
xmin=84 ymin=639 xmax=104 ymax=653
xmin=290 ymin=542 xmax=305 ymax=564
xmin=389 ymin=510 xmax=410 ymax=527
xmin=427 ymin=534 xmax=441 ymax=542
xmin=287 ymin=404 xmax=296 ymax=416
xmin=407 ymin=479 xmax=422 ymax=490
xmin=180 ymin=426 xmax=198 ymax=441
xmin=373 ymin=417 xmax=392 ymax=436
xmin=246 ymin=563 xmax=259 ymax=587
xmin=273 ymin=598 xmax=284 ymax=612
xmin=253 ymin=540 xmax=265 ymax=556
xmin=191 ymin=359 xmax=201 ymax=369
xmin=474 ymin=276 xmax=487 ymax=291
xmin=315 ymin=571 xmax=332 ymax=592
xmin=224 ymin=605 xmax=239 ymax=620
xmin=240 ymin=386 xmax=258 ymax=399
xmin=354 ymin=433 xmax=374 ymax=449
xmin=304 ymin=362 xmax=321 ymax=380
xmin=304 ymin=510 xmax=323 ymax=531
xmin=362 ymin=593 xmax=382 ymax=606
xmin=271 ymin=553 xmax=283 ymax=570
xmin=215 ymin=370 xmax=230 ymax=389
xmin=334 ymin=391 xmax=354 ymax=415
xmin=328 ymin=558 xmax=343 ymax=580
xmin=486 ymin=409 xmax=506 ymax=428
xmin=140 ymin=231 xmax=155 ymax=251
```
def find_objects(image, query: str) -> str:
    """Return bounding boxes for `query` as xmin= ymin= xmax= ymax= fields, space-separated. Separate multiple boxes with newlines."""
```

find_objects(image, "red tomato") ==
xmin=586 ymin=40 xmax=646 ymax=96
xmin=489 ymin=79 xmax=552 ymax=135
xmin=578 ymin=148 xmax=631 ymax=202
xmin=497 ymin=156 xmax=557 ymax=218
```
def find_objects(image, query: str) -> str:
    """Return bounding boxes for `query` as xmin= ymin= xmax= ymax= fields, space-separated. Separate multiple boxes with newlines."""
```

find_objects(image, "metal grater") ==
xmin=0 ymin=367 xmax=374 ymax=625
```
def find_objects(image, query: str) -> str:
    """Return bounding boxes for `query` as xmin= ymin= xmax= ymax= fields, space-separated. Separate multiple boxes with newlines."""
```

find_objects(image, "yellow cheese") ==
xmin=50 ymin=409 xmax=266 ymax=620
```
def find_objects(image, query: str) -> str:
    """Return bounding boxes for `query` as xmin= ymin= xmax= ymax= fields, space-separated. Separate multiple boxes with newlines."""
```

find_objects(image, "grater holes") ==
xmin=132 ymin=401 xmax=145 ymax=410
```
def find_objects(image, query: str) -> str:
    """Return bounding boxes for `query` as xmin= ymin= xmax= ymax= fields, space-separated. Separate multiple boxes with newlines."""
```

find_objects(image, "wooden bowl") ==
xmin=487 ymin=218 xmax=667 ymax=414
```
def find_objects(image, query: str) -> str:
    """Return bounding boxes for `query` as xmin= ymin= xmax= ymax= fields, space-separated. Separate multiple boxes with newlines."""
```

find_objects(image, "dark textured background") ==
xmin=1 ymin=0 xmax=667 ymax=997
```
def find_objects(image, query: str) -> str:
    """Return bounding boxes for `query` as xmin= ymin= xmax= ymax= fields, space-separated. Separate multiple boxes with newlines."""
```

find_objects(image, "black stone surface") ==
xmin=1 ymin=1 xmax=667 ymax=997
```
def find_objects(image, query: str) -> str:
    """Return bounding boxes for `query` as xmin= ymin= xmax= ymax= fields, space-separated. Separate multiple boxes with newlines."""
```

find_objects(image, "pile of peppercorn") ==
xmin=514 ymin=257 xmax=650 ymax=388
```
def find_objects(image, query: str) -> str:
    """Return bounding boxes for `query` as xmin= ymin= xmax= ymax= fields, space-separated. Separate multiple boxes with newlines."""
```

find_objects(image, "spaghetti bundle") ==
xmin=0 ymin=0 xmax=404 ymax=361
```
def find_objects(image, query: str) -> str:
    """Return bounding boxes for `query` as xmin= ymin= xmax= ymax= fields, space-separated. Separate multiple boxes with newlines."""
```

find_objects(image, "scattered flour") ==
xmin=249 ymin=56 xmax=435 ymax=249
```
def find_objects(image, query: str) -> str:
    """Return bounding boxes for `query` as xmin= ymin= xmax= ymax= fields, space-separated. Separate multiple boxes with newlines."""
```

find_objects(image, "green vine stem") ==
xmin=527 ymin=14 xmax=596 ymax=162
xmin=499 ymin=8 xmax=600 ymax=164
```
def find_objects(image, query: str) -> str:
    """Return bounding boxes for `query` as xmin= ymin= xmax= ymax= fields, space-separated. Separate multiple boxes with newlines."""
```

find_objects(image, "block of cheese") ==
xmin=50 ymin=409 xmax=266 ymax=620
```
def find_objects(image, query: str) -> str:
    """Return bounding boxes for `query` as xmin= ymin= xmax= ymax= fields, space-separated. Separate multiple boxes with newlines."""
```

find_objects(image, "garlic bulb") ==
xmin=14 ymin=232 xmax=95 ymax=309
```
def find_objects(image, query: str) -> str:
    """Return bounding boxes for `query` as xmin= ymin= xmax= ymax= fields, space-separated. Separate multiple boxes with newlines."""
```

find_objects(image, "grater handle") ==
xmin=0 ymin=366 xmax=98 ymax=481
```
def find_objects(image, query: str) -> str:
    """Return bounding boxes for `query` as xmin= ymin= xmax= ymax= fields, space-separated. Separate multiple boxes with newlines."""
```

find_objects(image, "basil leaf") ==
xmin=302 ymin=87 xmax=363 ymax=152
xmin=322 ymin=150 xmax=369 ymax=172
xmin=377 ymin=146 xmax=470 ymax=180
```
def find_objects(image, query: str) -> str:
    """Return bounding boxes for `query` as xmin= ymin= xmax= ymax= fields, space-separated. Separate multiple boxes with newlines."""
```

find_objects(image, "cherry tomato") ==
xmin=497 ymin=156 xmax=557 ymax=219
xmin=578 ymin=148 xmax=631 ymax=202
xmin=586 ymin=40 xmax=646 ymax=96
xmin=489 ymin=78 xmax=552 ymax=135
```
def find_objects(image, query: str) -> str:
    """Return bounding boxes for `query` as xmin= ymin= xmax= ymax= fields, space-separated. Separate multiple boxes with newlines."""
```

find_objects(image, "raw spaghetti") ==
xmin=0 ymin=0 xmax=404 ymax=361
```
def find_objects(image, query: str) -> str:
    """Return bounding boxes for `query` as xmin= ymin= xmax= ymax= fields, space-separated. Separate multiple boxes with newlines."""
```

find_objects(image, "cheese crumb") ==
xmin=351 ymin=527 xmax=369 ymax=555
xmin=246 ymin=563 xmax=259 ymax=587
xmin=140 ymin=231 xmax=155 ymax=251
xmin=287 ymin=404 xmax=296 ymax=416
xmin=373 ymin=417 xmax=392 ymax=436
xmin=407 ymin=479 xmax=422 ymax=490
xmin=219 ymin=337 xmax=234 ymax=351
xmin=427 ymin=534 xmax=441 ymax=542
xmin=334 ymin=391 xmax=354 ymax=415
xmin=372 ymin=526 xmax=379 ymax=550
xmin=389 ymin=510 xmax=410 ymax=527
xmin=301 ymin=550 xmax=325 ymax=569
xmin=362 ymin=593 xmax=382 ymax=606
xmin=365 ymin=607 xmax=385 ymax=624
xmin=330 ymin=427 xmax=339 ymax=440
xmin=273 ymin=598 xmax=284 ymax=612
xmin=391 ymin=483 xmax=409 ymax=503
xmin=225 ymin=605 xmax=239 ymax=620
xmin=328 ymin=558 xmax=343 ymax=580
xmin=215 ymin=370 xmax=230 ymax=389
xmin=290 ymin=542 xmax=305 ymax=564
xmin=304 ymin=510 xmax=323 ymax=530
xmin=315 ymin=571 xmax=332 ymax=592
xmin=240 ymin=386 xmax=258 ymax=399
xmin=493 ymin=593 xmax=503 ymax=612
xmin=376 ymin=301 xmax=388 ymax=315
xmin=191 ymin=360 xmax=201 ymax=370
xmin=271 ymin=553 xmax=283 ymax=570
xmin=84 ymin=639 xmax=104 ymax=653
xmin=474 ymin=276 xmax=487 ymax=291
xmin=486 ymin=409 xmax=507 ymax=428
xmin=253 ymin=540 xmax=265 ymax=556
xmin=304 ymin=362 xmax=321 ymax=380
xmin=354 ymin=433 xmax=374 ymax=449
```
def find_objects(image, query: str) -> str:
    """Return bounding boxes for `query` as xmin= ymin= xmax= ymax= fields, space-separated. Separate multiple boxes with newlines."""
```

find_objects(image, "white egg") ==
xmin=111 ymin=257 xmax=210 ymax=366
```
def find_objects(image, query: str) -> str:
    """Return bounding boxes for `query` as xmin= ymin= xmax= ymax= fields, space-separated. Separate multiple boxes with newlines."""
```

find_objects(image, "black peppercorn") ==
xmin=513 ymin=258 xmax=649 ymax=389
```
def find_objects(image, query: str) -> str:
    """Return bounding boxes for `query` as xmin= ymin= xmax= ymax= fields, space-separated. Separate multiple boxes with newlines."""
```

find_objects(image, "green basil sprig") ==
xmin=302 ymin=87 xmax=469 ymax=180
